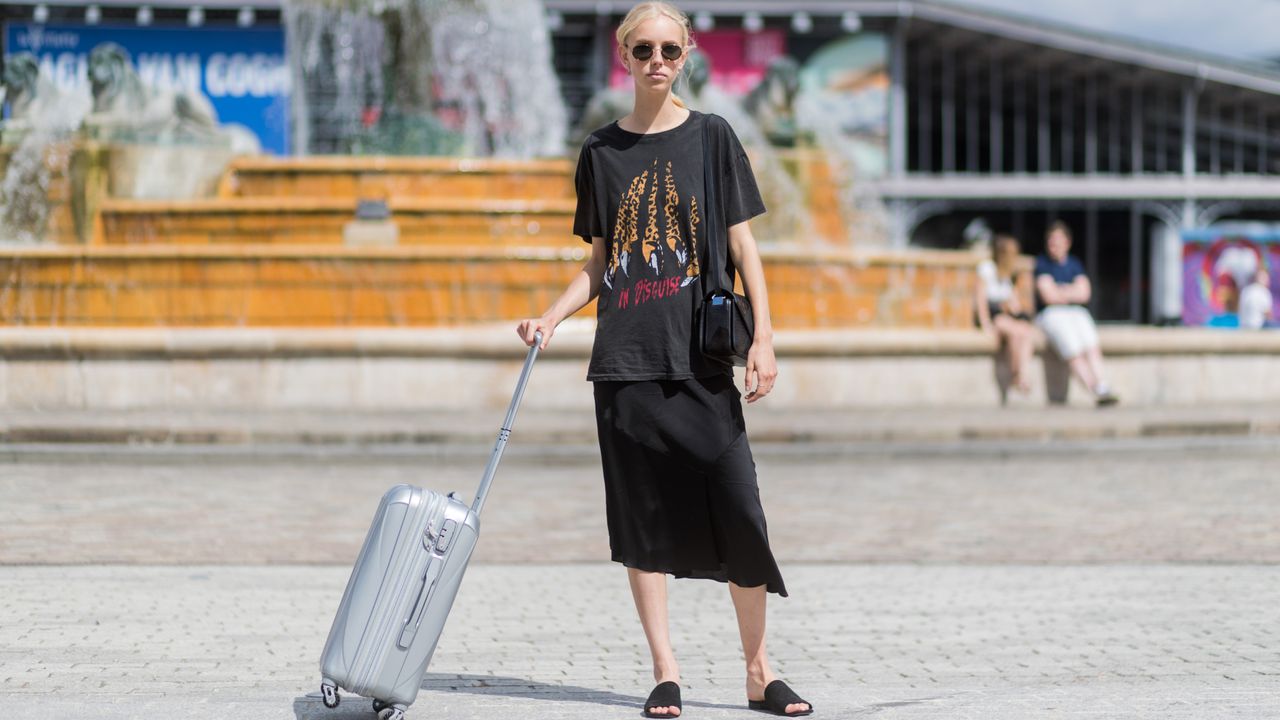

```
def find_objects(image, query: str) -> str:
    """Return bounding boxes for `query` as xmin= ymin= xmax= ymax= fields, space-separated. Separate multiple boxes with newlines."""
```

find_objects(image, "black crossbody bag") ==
xmin=697 ymin=116 xmax=754 ymax=366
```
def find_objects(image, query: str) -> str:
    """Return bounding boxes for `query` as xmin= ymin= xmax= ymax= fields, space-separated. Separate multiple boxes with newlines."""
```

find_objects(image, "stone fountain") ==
xmin=0 ymin=6 xmax=973 ymax=333
xmin=0 ymin=42 xmax=262 ymax=244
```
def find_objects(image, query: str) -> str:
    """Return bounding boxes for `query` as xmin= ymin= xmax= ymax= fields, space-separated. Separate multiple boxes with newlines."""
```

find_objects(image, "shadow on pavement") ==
xmin=293 ymin=692 xmax=376 ymax=719
xmin=294 ymin=674 xmax=743 ymax=716
xmin=419 ymin=674 xmax=743 ymax=711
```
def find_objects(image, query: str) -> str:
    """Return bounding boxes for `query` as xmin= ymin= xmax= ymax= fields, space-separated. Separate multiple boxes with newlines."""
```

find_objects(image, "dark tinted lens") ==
xmin=631 ymin=44 xmax=654 ymax=60
xmin=660 ymin=44 xmax=683 ymax=61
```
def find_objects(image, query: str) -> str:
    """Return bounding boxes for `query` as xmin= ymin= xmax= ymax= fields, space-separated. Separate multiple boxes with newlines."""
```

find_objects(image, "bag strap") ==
xmin=700 ymin=113 xmax=733 ymax=294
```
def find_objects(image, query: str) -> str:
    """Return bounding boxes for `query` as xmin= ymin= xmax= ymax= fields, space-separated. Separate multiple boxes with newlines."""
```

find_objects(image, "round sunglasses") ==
xmin=631 ymin=42 xmax=683 ymax=62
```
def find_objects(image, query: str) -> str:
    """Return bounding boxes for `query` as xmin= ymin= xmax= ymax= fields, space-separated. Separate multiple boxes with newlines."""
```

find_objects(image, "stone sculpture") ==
xmin=83 ymin=42 xmax=222 ymax=143
xmin=743 ymin=56 xmax=801 ymax=147
xmin=1 ymin=53 xmax=41 ymax=122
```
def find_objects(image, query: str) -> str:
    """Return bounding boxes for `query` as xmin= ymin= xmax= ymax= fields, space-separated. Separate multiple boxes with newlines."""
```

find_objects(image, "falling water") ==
xmin=283 ymin=0 xmax=567 ymax=157
xmin=685 ymin=82 xmax=814 ymax=247
xmin=793 ymin=90 xmax=891 ymax=247
xmin=0 ymin=55 xmax=90 ymax=244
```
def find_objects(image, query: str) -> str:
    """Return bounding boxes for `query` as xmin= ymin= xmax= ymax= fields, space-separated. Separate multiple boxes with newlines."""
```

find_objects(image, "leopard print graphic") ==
xmin=641 ymin=159 xmax=661 ymax=274
xmin=607 ymin=165 xmax=650 ymax=287
xmin=604 ymin=157 xmax=699 ymax=292
xmin=686 ymin=194 xmax=701 ymax=284
xmin=662 ymin=161 xmax=681 ymax=258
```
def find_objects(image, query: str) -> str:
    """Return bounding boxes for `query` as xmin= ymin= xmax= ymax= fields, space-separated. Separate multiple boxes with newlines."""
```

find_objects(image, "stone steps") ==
xmin=98 ymin=197 xmax=577 ymax=246
xmin=217 ymin=155 xmax=577 ymax=201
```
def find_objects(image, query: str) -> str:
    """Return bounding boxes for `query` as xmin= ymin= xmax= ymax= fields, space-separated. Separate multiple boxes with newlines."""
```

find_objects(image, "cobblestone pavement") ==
xmin=1 ymin=438 xmax=1278 ymax=565
xmin=2 ymin=438 xmax=1278 ymax=719
xmin=0 ymin=564 xmax=1276 ymax=720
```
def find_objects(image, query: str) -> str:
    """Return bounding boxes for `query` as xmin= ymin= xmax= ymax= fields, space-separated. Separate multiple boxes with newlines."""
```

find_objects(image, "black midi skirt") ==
xmin=592 ymin=374 xmax=787 ymax=597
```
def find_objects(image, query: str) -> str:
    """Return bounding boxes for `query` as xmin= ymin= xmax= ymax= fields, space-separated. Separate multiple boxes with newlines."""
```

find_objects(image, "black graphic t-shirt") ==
xmin=573 ymin=111 xmax=766 ymax=381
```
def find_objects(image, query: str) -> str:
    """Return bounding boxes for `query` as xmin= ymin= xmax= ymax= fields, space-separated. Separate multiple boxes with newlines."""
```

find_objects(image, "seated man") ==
xmin=1034 ymin=221 xmax=1119 ymax=406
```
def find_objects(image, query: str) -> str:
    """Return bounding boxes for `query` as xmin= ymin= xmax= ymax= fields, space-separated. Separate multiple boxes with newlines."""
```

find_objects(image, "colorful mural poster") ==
xmin=1182 ymin=228 xmax=1279 ymax=327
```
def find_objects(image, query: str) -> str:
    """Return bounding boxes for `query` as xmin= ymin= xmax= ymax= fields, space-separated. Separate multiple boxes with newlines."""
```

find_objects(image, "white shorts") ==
xmin=1036 ymin=305 xmax=1100 ymax=360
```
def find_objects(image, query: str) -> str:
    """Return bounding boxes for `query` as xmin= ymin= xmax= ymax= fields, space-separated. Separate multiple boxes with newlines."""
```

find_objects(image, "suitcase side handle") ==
xmin=471 ymin=331 xmax=541 ymax=516
xmin=398 ymin=558 xmax=444 ymax=649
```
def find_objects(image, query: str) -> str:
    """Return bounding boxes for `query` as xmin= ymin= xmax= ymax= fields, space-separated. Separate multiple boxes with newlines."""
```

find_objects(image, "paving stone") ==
xmin=0 ymin=564 xmax=1277 ymax=719
xmin=1 ymin=438 xmax=1277 ymax=718
xmin=2 ymin=439 xmax=1279 ymax=565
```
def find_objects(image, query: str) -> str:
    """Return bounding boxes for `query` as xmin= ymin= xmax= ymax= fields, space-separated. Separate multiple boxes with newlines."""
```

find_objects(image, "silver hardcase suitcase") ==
xmin=318 ymin=335 xmax=541 ymax=720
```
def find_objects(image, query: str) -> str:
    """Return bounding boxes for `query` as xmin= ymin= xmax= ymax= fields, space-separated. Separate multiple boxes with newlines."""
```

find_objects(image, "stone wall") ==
xmin=1 ymin=326 xmax=1276 ymax=410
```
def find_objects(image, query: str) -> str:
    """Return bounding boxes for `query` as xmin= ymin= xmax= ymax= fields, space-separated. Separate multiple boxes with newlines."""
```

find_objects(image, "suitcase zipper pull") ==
xmin=422 ymin=495 xmax=444 ymax=549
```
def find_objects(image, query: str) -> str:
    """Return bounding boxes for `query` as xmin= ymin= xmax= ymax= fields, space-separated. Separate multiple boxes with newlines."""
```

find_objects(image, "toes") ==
xmin=786 ymin=702 xmax=810 ymax=714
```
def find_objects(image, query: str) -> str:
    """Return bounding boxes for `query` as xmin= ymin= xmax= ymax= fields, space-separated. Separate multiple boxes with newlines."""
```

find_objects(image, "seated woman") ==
xmin=976 ymin=234 xmax=1037 ymax=395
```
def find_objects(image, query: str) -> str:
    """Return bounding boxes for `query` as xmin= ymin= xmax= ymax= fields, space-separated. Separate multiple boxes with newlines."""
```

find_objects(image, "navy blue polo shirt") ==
xmin=1034 ymin=254 xmax=1086 ymax=310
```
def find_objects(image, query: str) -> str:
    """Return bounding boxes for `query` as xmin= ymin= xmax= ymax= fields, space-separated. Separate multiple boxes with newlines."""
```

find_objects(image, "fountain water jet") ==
xmin=283 ymin=0 xmax=567 ymax=157
xmin=1 ymin=53 xmax=90 ymax=244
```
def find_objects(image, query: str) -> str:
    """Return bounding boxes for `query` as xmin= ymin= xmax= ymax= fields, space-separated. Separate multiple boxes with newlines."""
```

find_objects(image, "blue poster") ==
xmin=4 ymin=22 xmax=289 ymax=154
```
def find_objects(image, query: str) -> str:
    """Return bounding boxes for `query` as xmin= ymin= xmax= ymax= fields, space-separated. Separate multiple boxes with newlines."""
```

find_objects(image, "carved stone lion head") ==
xmin=88 ymin=42 xmax=137 ymax=111
xmin=1 ymin=53 xmax=40 ymax=118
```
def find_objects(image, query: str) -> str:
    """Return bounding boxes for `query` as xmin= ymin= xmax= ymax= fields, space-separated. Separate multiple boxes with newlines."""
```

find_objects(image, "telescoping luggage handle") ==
xmin=471 ymin=331 xmax=541 ymax=516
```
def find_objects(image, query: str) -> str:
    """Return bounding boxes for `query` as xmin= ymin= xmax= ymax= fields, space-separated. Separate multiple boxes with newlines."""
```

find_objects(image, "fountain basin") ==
xmin=0 ymin=245 xmax=975 ymax=328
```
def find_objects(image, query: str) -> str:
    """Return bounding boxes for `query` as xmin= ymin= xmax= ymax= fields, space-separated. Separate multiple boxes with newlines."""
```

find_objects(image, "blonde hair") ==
xmin=993 ymin=234 xmax=1021 ymax=277
xmin=615 ymin=2 xmax=694 ymax=109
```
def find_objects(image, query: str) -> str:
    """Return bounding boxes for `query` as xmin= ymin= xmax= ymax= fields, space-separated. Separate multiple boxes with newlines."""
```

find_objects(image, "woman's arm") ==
xmin=516 ymin=238 xmax=606 ymax=349
xmin=975 ymin=280 xmax=994 ymax=334
xmin=1008 ymin=270 xmax=1033 ymax=315
xmin=727 ymin=220 xmax=777 ymax=403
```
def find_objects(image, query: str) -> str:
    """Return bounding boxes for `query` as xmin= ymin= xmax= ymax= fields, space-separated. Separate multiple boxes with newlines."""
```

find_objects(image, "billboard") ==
xmin=3 ymin=22 xmax=289 ymax=154
xmin=1182 ymin=228 xmax=1279 ymax=327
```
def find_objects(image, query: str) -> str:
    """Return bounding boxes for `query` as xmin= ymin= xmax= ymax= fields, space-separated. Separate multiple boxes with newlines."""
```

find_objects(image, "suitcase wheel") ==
xmin=320 ymin=680 xmax=339 ymax=709
xmin=378 ymin=707 xmax=406 ymax=720
xmin=372 ymin=699 xmax=388 ymax=713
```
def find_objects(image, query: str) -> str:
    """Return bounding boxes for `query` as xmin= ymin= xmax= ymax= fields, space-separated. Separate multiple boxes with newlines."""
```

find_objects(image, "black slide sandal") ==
xmin=642 ymin=681 xmax=682 ymax=717
xmin=748 ymin=679 xmax=813 ymax=717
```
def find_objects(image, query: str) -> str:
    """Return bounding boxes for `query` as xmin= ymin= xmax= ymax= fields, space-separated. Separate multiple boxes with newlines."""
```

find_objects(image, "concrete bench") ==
xmin=1 ymin=325 xmax=1276 ymax=411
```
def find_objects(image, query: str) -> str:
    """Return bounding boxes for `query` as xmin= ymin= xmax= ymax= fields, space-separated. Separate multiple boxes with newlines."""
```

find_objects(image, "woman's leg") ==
xmin=628 ymin=568 xmax=681 ymax=716
xmin=1012 ymin=322 xmax=1036 ymax=391
xmin=993 ymin=315 xmax=1030 ymax=391
xmin=729 ymin=582 xmax=810 ymax=715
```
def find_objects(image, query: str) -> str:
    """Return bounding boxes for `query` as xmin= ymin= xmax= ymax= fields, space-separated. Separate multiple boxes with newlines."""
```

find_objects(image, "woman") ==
xmin=976 ymin=234 xmax=1036 ymax=394
xmin=516 ymin=2 xmax=811 ymax=717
